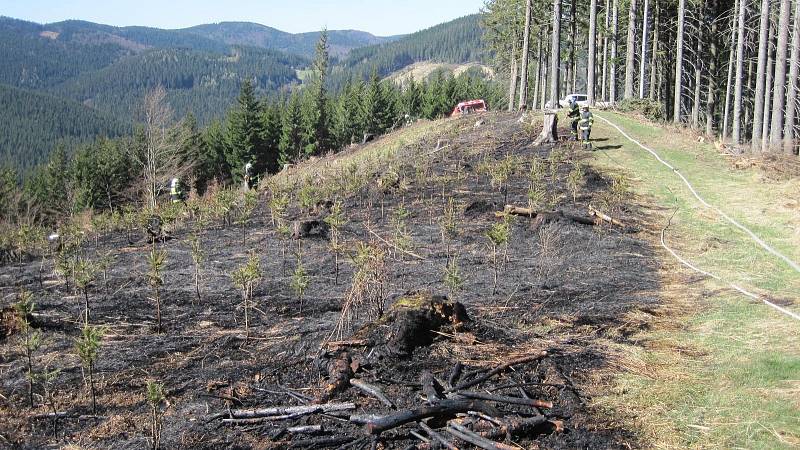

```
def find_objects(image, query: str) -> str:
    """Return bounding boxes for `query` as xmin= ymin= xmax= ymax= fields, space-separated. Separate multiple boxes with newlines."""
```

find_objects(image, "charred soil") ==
xmin=0 ymin=113 xmax=662 ymax=449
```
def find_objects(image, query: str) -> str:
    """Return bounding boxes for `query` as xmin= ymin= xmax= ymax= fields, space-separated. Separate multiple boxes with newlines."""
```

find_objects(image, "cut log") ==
xmin=588 ymin=205 xmax=624 ymax=226
xmin=317 ymin=352 xmax=354 ymax=403
xmin=533 ymin=111 xmax=559 ymax=146
xmin=495 ymin=205 xmax=600 ymax=231
xmin=455 ymin=391 xmax=553 ymax=409
xmin=216 ymin=402 xmax=355 ymax=420
xmin=366 ymin=399 xmax=501 ymax=435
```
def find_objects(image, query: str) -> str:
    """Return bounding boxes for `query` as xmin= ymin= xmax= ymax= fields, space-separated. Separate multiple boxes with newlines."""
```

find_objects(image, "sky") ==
xmin=0 ymin=0 xmax=486 ymax=36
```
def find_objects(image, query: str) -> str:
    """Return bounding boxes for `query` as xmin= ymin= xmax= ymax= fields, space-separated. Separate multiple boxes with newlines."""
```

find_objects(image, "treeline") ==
xmin=1 ymin=39 xmax=504 ymax=224
xmin=330 ymin=15 xmax=488 ymax=90
xmin=0 ymin=84 xmax=129 ymax=172
xmin=483 ymin=0 xmax=800 ymax=155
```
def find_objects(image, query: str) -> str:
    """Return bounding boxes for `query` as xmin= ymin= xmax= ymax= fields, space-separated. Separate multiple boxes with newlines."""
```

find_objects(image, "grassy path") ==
xmin=585 ymin=111 xmax=800 ymax=448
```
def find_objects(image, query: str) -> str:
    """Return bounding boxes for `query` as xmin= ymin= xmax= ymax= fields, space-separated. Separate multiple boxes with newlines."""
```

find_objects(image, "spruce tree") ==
xmin=259 ymin=104 xmax=282 ymax=173
xmin=278 ymin=92 xmax=304 ymax=165
xmin=401 ymin=76 xmax=423 ymax=118
xmin=225 ymin=79 xmax=265 ymax=182
xmin=361 ymin=69 xmax=389 ymax=135
xmin=301 ymin=30 xmax=331 ymax=156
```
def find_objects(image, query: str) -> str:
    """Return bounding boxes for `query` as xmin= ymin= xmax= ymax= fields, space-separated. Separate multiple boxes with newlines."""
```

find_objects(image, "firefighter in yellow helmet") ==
xmin=578 ymin=105 xmax=594 ymax=150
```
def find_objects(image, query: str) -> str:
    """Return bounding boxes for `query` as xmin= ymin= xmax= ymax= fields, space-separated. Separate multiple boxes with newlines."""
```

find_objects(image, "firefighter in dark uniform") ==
xmin=566 ymin=98 xmax=581 ymax=141
xmin=578 ymin=105 xmax=594 ymax=150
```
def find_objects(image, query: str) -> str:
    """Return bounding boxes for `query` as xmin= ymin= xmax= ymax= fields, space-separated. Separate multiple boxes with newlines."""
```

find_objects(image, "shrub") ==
xmin=616 ymin=98 xmax=666 ymax=122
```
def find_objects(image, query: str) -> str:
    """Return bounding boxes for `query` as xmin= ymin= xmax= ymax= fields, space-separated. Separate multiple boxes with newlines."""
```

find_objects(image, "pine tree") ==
xmin=225 ymin=79 xmax=266 ymax=181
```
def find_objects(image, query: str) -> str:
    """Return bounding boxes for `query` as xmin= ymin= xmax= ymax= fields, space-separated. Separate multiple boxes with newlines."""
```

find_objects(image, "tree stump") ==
xmin=533 ymin=111 xmax=559 ymax=145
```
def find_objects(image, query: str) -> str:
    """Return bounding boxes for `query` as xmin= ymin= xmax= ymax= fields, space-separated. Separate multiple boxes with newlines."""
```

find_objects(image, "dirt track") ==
xmin=0 ymin=113 xmax=661 ymax=449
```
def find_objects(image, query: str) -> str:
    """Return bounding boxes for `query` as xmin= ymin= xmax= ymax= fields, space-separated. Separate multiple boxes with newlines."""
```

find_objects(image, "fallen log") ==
xmin=446 ymin=352 xmax=548 ymax=393
xmin=213 ymin=402 xmax=355 ymax=421
xmin=478 ymin=415 xmax=549 ymax=440
xmin=366 ymin=399 xmax=501 ymax=435
xmin=588 ymin=205 xmax=624 ymax=227
xmin=456 ymin=391 xmax=553 ymax=409
xmin=496 ymin=205 xmax=597 ymax=227
xmin=350 ymin=378 xmax=396 ymax=409
xmin=446 ymin=422 xmax=518 ymax=450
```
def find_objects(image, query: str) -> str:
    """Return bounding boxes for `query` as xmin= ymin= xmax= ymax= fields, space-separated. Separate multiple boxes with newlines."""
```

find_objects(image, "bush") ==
xmin=616 ymin=98 xmax=666 ymax=122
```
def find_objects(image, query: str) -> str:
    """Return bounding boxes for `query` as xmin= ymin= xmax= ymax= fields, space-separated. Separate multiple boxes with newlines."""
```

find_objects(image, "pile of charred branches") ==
xmin=208 ymin=352 xmax=563 ymax=449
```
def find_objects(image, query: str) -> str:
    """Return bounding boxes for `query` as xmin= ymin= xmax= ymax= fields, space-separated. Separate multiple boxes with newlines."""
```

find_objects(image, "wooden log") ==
xmin=496 ymin=205 xmax=598 ymax=229
xmin=446 ymin=423 xmax=518 ymax=450
xmin=588 ymin=205 xmax=624 ymax=226
xmin=366 ymin=399 xmax=501 ymax=435
xmin=287 ymin=425 xmax=324 ymax=434
xmin=455 ymin=391 xmax=553 ymax=409
xmin=446 ymin=352 xmax=548 ymax=393
xmin=219 ymin=402 xmax=355 ymax=420
xmin=350 ymin=379 xmax=396 ymax=409
xmin=418 ymin=421 xmax=459 ymax=450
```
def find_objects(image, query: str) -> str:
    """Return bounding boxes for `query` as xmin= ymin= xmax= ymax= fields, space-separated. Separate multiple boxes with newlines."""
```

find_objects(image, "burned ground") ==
xmin=0 ymin=113 xmax=661 ymax=449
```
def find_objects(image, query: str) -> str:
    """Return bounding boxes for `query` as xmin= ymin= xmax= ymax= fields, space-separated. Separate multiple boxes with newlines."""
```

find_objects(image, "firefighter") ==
xmin=578 ymin=105 xmax=594 ymax=150
xmin=566 ymin=98 xmax=581 ymax=141
xmin=244 ymin=162 xmax=253 ymax=189
xmin=169 ymin=177 xmax=184 ymax=203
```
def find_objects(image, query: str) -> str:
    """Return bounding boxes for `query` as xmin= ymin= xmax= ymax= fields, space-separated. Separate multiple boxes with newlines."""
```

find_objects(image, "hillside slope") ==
xmin=0 ymin=84 xmax=129 ymax=172
xmin=0 ymin=113 xmax=661 ymax=448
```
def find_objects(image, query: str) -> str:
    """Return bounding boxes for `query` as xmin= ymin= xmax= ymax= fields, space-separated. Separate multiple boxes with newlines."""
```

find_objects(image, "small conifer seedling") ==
xmin=74 ymin=325 xmax=104 ymax=415
xmin=146 ymin=381 xmax=165 ymax=450
xmin=15 ymin=290 xmax=40 ymax=407
xmin=231 ymin=253 xmax=262 ymax=341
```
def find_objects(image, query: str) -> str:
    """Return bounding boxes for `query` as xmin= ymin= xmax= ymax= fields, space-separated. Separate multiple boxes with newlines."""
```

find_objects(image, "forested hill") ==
xmin=330 ymin=15 xmax=487 ymax=88
xmin=182 ymin=22 xmax=400 ymax=58
xmin=0 ymin=84 xmax=128 ymax=172
xmin=0 ymin=14 xmax=487 ymax=173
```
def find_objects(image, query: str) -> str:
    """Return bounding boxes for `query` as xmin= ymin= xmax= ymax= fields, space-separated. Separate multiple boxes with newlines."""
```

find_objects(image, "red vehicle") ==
xmin=451 ymin=99 xmax=487 ymax=117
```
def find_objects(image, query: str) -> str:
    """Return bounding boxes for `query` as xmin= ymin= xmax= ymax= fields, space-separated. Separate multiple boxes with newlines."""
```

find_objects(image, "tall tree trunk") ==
xmin=752 ymin=0 xmax=772 ymax=150
xmin=569 ymin=0 xmax=578 ymax=92
xmin=519 ymin=0 xmax=533 ymax=109
xmin=784 ymin=0 xmax=800 ymax=154
xmin=639 ymin=0 xmax=651 ymax=98
xmin=601 ymin=0 xmax=611 ymax=101
xmin=508 ymin=41 xmax=519 ymax=112
xmin=769 ymin=0 xmax=792 ymax=150
xmin=551 ymin=0 xmax=563 ymax=107
xmin=541 ymin=31 xmax=550 ymax=109
xmin=650 ymin=0 xmax=660 ymax=99
xmin=692 ymin=31 xmax=703 ymax=129
xmin=624 ymin=0 xmax=638 ymax=99
xmin=533 ymin=33 xmax=542 ymax=109
xmin=706 ymin=0 xmax=719 ymax=135
xmin=589 ymin=0 xmax=598 ymax=104
xmin=723 ymin=0 xmax=740 ymax=139
xmin=732 ymin=0 xmax=747 ymax=143
xmin=610 ymin=0 xmax=619 ymax=102
xmin=762 ymin=16 xmax=777 ymax=150
xmin=674 ymin=0 xmax=686 ymax=123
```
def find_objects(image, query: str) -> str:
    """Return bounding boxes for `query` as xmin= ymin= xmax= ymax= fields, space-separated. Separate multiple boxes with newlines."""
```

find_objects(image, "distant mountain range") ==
xmin=0 ymin=14 xmax=485 ymax=172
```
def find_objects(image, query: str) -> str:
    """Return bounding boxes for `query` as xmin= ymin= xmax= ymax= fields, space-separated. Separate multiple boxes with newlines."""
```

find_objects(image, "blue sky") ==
xmin=0 ymin=0 xmax=486 ymax=35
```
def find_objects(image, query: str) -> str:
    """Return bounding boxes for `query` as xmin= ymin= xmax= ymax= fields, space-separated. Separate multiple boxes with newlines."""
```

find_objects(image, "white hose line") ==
xmin=596 ymin=114 xmax=800 ymax=275
xmin=661 ymin=213 xmax=800 ymax=322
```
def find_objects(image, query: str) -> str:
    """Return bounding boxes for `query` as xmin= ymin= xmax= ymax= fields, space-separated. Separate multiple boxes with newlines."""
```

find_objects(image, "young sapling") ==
xmin=74 ymin=325 xmax=104 ymax=415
